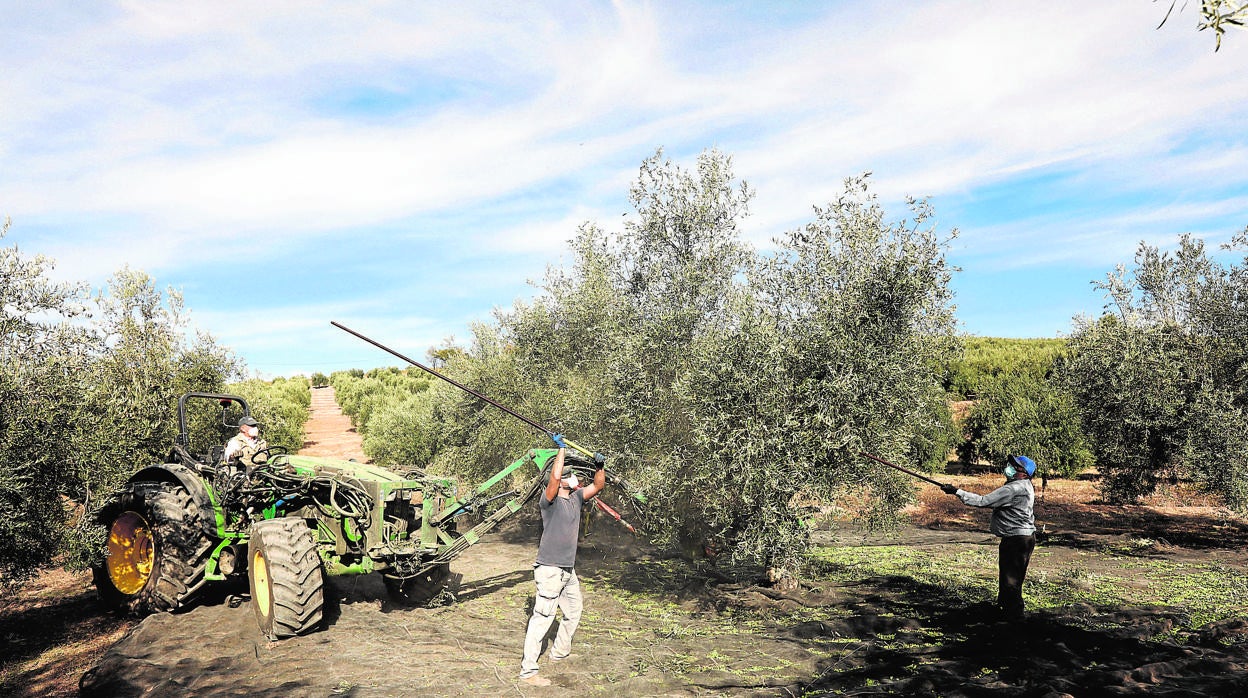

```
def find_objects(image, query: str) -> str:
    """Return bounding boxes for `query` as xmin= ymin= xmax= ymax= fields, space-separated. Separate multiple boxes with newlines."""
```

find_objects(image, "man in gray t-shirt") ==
xmin=519 ymin=434 xmax=605 ymax=687
xmin=943 ymin=455 xmax=1038 ymax=621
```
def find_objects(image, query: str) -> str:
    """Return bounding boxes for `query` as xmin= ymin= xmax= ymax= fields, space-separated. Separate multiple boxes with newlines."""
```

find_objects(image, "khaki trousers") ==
xmin=519 ymin=565 xmax=583 ymax=678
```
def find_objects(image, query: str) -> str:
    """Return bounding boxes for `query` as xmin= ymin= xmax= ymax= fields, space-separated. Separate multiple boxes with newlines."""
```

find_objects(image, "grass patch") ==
xmin=807 ymin=542 xmax=1248 ymax=634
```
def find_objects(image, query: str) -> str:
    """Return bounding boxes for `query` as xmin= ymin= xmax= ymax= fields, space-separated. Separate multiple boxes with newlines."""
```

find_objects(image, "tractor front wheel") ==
xmin=248 ymin=518 xmax=325 ymax=640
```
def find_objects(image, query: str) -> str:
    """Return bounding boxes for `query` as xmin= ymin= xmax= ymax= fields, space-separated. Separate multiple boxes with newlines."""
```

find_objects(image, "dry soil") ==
xmin=4 ymin=388 xmax=1248 ymax=697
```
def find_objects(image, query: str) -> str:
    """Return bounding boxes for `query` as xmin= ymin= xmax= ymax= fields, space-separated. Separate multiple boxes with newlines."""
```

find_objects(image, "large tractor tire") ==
xmin=248 ymin=518 xmax=325 ymax=640
xmin=383 ymin=563 xmax=452 ymax=606
xmin=94 ymin=482 xmax=214 ymax=615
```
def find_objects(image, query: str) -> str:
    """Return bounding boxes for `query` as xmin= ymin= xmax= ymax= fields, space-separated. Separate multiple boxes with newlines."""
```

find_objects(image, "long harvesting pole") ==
xmin=332 ymin=321 xmax=556 ymax=435
xmin=858 ymin=451 xmax=945 ymax=487
xmin=333 ymin=321 xmax=605 ymax=460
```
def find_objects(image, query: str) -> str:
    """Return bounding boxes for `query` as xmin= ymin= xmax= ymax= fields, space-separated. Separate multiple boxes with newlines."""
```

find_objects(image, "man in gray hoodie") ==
xmin=943 ymin=455 xmax=1037 ymax=621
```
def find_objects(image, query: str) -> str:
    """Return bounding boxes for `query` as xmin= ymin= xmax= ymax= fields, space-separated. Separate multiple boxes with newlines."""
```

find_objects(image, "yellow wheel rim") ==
xmin=107 ymin=511 xmax=154 ymax=595
xmin=252 ymin=548 xmax=271 ymax=618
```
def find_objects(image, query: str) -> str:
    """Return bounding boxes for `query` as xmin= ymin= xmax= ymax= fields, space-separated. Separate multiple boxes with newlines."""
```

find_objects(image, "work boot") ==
xmin=520 ymin=675 xmax=551 ymax=687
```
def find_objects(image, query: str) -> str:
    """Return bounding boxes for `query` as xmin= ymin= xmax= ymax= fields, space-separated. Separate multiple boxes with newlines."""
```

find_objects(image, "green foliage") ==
xmin=1181 ymin=387 xmax=1248 ymax=509
xmin=1159 ymin=0 xmax=1248 ymax=50
xmin=423 ymin=333 xmax=539 ymax=483
xmin=909 ymin=385 xmax=963 ymax=473
xmin=361 ymin=393 xmax=441 ymax=469
xmin=324 ymin=153 xmax=964 ymax=575
xmin=1 ymin=223 xmax=246 ymax=581
xmin=657 ymin=176 xmax=959 ymax=569
xmin=63 ymin=270 xmax=242 ymax=570
xmin=1060 ymin=232 xmax=1248 ymax=508
xmin=0 ymin=219 xmax=93 ymax=578
xmin=349 ymin=153 xmax=959 ymax=575
xmin=227 ymin=376 xmax=311 ymax=453
xmin=944 ymin=336 xmax=1067 ymax=399
xmin=310 ymin=372 xmax=329 ymax=388
xmin=330 ymin=367 xmax=434 ymax=468
xmin=957 ymin=372 xmax=1093 ymax=478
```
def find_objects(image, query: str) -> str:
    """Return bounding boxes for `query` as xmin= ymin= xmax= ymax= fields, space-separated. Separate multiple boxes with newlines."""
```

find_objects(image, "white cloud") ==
xmin=3 ymin=1 xmax=1247 ymax=361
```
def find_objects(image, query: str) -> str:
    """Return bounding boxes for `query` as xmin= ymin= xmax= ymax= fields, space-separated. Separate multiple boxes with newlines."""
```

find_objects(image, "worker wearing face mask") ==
xmin=223 ymin=416 xmax=269 ymax=472
xmin=942 ymin=455 xmax=1037 ymax=621
xmin=519 ymin=433 xmax=606 ymax=686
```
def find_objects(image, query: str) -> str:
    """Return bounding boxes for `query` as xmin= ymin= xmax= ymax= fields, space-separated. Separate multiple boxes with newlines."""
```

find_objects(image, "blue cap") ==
xmin=1008 ymin=455 xmax=1037 ymax=476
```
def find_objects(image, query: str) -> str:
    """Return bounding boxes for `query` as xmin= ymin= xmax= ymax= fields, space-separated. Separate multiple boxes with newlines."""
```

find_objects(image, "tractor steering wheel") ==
xmin=252 ymin=446 xmax=289 ymax=464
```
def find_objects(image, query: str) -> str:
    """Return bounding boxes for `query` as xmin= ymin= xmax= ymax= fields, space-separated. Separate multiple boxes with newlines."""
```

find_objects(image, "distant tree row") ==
xmin=945 ymin=231 xmax=1248 ymax=506
xmin=329 ymin=367 xmax=441 ymax=470
xmin=944 ymin=337 xmax=1067 ymax=399
xmin=945 ymin=338 xmax=1094 ymax=479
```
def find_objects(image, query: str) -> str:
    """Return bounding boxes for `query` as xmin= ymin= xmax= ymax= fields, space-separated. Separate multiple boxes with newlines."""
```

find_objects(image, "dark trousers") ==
xmin=998 ymin=534 xmax=1035 ymax=620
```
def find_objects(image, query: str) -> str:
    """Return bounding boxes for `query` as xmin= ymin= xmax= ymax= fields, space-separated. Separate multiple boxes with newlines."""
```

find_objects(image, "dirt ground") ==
xmin=4 ymin=388 xmax=1248 ymax=697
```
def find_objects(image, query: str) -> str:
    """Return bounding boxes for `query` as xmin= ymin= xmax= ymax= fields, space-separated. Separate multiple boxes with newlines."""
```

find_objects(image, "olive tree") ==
xmin=1 ymin=220 xmax=243 ymax=580
xmin=958 ymin=372 xmax=1093 ymax=478
xmin=425 ymin=148 xmax=755 ymax=488
xmin=1158 ymin=0 xmax=1248 ymax=50
xmin=0 ymin=220 xmax=93 ymax=581
xmin=1061 ymin=232 xmax=1248 ymax=507
xmin=438 ymin=158 xmax=956 ymax=577
xmin=380 ymin=152 xmax=958 ymax=579
xmin=62 ymin=269 xmax=241 ymax=568
xmin=657 ymin=177 xmax=959 ymax=573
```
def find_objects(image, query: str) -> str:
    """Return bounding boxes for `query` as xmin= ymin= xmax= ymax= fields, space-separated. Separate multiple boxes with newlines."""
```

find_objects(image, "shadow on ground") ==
xmin=790 ymin=574 xmax=1248 ymax=698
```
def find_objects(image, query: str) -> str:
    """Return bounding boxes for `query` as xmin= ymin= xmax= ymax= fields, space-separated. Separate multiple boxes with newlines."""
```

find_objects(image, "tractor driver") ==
xmin=519 ymin=433 xmax=606 ymax=687
xmin=222 ymin=416 xmax=269 ymax=472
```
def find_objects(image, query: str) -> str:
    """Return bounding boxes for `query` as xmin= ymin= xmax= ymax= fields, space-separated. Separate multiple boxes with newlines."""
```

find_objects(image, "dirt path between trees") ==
xmin=298 ymin=386 xmax=368 ymax=461
xmin=6 ymin=387 xmax=1248 ymax=696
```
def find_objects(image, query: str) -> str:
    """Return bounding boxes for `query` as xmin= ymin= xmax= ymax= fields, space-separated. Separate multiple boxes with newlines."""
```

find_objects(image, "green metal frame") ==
xmin=170 ymin=446 xmax=563 ymax=584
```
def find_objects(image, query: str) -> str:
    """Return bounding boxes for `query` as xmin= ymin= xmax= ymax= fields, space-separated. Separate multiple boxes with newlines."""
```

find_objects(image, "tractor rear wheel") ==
xmin=248 ymin=518 xmax=325 ymax=640
xmin=383 ymin=563 xmax=452 ymax=606
xmin=94 ymin=482 xmax=214 ymax=615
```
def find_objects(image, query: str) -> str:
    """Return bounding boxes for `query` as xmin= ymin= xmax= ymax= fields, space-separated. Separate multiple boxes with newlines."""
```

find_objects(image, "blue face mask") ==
xmin=1004 ymin=465 xmax=1017 ymax=479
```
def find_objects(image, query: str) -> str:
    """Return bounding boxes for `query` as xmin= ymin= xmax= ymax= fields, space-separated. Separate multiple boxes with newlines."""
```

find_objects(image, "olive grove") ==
xmin=0 ymin=219 xmax=95 ymax=579
xmin=364 ymin=151 xmax=961 ymax=576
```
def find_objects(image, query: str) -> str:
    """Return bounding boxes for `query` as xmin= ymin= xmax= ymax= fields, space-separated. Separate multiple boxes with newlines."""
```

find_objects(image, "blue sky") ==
xmin=3 ymin=2 xmax=1246 ymax=377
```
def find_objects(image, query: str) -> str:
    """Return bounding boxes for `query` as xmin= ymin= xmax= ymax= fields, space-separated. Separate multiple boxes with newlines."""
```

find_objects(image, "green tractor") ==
xmin=94 ymin=392 xmax=589 ymax=640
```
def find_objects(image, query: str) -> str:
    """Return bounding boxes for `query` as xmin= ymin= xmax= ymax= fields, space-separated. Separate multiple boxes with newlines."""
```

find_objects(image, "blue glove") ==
xmin=551 ymin=433 xmax=567 ymax=449
xmin=594 ymin=452 xmax=606 ymax=469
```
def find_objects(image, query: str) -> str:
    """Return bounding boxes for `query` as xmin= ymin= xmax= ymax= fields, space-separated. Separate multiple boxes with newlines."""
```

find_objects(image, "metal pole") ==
xmin=333 ymin=321 xmax=647 ymax=509
xmin=858 ymin=451 xmax=945 ymax=487
xmin=332 ymin=321 xmax=555 ymax=435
